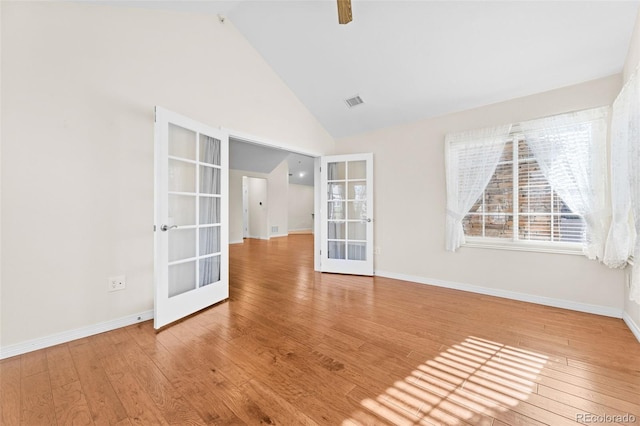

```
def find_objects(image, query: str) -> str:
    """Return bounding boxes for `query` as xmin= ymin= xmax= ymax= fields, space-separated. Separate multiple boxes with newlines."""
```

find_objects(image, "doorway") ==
xmin=229 ymin=137 xmax=317 ymax=248
xmin=242 ymin=176 xmax=269 ymax=240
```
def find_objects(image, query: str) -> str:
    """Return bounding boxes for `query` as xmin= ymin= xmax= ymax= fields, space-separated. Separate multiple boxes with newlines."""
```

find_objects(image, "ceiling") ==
xmin=110 ymin=1 xmax=640 ymax=138
xmin=229 ymin=139 xmax=290 ymax=173
xmin=287 ymin=153 xmax=315 ymax=186
xmin=230 ymin=139 xmax=315 ymax=185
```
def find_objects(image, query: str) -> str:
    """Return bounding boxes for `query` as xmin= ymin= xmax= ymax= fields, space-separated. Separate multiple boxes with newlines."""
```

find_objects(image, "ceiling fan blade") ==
xmin=337 ymin=0 xmax=352 ymax=24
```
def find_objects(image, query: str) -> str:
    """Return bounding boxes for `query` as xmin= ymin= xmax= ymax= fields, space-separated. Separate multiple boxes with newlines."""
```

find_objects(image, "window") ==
xmin=445 ymin=107 xmax=608 ymax=256
xmin=462 ymin=138 xmax=586 ymax=245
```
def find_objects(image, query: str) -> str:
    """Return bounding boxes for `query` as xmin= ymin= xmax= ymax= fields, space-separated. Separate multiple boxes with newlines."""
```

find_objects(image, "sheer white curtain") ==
xmin=627 ymin=73 xmax=640 ymax=304
xmin=445 ymin=125 xmax=512 ymax=251
xmin=520 ymin=107 xmax=609 ymax=260
xmin=199 ymin=135 xmax=221 ymax=286
xmin=605 ymin=70 xmax=640 ymax=303
xmin=605 ymin=74 xmax=638 ymax=270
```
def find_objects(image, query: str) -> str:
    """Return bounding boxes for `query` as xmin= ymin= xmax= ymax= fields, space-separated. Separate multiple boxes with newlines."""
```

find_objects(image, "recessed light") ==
xmin=299 ymin=172 xmax=305 ymax=178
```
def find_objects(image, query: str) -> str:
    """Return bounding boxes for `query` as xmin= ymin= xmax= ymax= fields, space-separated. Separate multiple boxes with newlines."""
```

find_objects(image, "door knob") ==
xmin=161 ymin=224 xmax=178 ymax=232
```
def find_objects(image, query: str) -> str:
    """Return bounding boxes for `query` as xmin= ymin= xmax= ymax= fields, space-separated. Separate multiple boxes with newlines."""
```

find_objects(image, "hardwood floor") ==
xmin=2 ymin=234 xmax=640 ymax=425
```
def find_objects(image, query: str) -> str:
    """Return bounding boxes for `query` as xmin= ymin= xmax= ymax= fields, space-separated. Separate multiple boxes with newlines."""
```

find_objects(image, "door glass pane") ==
xmin=199 ymin=227 xmax=220 ymax=256
xmin=169 ymin=261 xmax=196 ymax=297
xmin=169 ymin=195 xmax=195 ymax=226
xmin=199 ymin=256 xmax=221 ymax=287
xmin=328 ymin=241 xmax=346 ymax=259
xmin=347 ymin=242 xmax=367 ymax=261
xmin=328 ymin=202 xmax=345 ymax=220
xmin=328 ymin=183 xmax=345 ymax=200
xmin=200 ymin=167 xmax=221 ymax=195
xmin=348 ymin=161 xmax=366 ymax=179
xmin=169 ymin=160 xmax=196 ymax=193
xmin=200 ymin=135 xmax=221 ymax=166
xmin=348 ymin=222 xmax=366 ymax=240
xmin=328 ymin=162 xmax=346 ymax=180
xmin=348 ymin=182 xmax=367 ymax=200
xmin=347 ymin=201 xmax=367 ymax=220
xmin=168 ymin=124 xmax=196 ymax=160
xmin=328 ymin=222 xmax=345 ymax=239
xmin=200 ymin=197 xmax=220 ymax=224
xmin=169 ymin=229 xmax=196 ymax=262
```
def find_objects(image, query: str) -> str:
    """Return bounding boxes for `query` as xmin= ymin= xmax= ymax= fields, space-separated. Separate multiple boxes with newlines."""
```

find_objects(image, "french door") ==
xmin=154 ymin=107 xmax=229 ymax=329
xmin=320 ymin=153 xmax=374 ymax=275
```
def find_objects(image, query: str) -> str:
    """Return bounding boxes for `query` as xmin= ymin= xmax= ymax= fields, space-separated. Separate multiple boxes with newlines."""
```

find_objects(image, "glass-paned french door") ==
xmin=154 ymin=107 xmax=228 ymax=329
xmin=320 ymin=153 xmax=374 ymax=276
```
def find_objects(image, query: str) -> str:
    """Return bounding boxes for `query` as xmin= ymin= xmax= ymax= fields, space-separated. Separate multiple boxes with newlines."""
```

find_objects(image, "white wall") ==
xmin=1 ymin=2 xmax=333 ymax=349
xmin=288 ymin=184 xmax=314 ymax=232
xmin=335 ymin=74 xmax=626 ymax=314
xmin=624 ymin=269 xmax=640 ymax=340
xmin=624 ymin=9 xmax=640 ymax=83
xmin=622 ymin=9 xmax=640 ymax=339
xmin=267 ymin=160 xmax=289 ymax=237
xmin=0 ymin=1 xmax=3 ymax=349
xmin=247 ymin=178 xmax=268 ymax=239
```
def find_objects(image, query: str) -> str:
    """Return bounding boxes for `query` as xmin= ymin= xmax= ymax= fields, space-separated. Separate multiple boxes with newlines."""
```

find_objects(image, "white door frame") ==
xmin=245 ymin=176 xmax=269 ymax=239
xmin=242 ymin=176 xmax=249 ymax=239
xmin=314 ymin=157 xmax=322 ymax=271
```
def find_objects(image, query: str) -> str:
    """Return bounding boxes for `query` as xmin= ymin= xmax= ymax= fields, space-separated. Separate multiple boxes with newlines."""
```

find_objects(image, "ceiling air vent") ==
xmin=345 ymin=95 xmax=364 ymax=108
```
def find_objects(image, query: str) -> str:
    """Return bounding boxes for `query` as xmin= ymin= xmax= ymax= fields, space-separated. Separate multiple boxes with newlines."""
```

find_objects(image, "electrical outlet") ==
xmin=374 ymin=247 xmax=381 ymax=255
xmin=108 ymin=275 xmax=126 ymax=292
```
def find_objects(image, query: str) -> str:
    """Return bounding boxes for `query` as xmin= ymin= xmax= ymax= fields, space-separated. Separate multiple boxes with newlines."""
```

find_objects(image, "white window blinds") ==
xmin=520 ymin=107 xmax=609 ymax=259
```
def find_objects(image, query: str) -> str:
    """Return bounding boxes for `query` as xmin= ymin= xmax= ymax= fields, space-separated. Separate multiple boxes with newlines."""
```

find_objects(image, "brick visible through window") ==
xmin=462 ymin=139 xmax=586 ymax=243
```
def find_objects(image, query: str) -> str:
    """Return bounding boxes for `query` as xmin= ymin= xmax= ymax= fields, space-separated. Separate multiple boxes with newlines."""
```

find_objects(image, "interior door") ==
xmin=154 ymin=107 xmax=228 ymax=329
xmin=320 ymin=153 xmax=374 ymax=275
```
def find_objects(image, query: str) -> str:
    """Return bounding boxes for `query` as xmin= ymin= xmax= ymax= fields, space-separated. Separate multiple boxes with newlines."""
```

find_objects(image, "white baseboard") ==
xmin=0 ymin=310 xmax=154 ymax=360
xmin=270 ymin=233 xmax=289 ymax=238
xmin=623 ymin=311 xmax=640 ymax=343
xmin=375 ymin=270 xmax=623 ymax=319
xmin=229 ymin=239 xmax=244 ymax=244
xmin=288 ymin=228 xmax=313 ymax=234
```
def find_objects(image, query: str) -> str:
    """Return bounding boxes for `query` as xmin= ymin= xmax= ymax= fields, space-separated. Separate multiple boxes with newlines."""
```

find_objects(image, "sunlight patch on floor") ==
xmin=344 ymin=336 xmax=548 ymax=425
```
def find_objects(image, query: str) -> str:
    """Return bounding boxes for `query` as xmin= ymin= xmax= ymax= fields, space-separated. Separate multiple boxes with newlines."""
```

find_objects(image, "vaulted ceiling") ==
xmin=111 ymin=1 xmax=639 ymax=138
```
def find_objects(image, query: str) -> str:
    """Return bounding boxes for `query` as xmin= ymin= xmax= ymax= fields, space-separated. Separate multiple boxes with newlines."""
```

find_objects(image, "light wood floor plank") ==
xmin=21 ymin=350 xmax=48 ymax=378
xmin=95 ymin=333 xmax=170 ymax=426
xmin=0 ymin=358 xmax=22 ymax=425
xmin=68 ymin=342 xmax=128 ymax=425
xmin=46 ymin=345 xmax=80 ymax=390
xmin=21 ymin=370 xmax=56 ymax=425
xmin=120 ymin=328 xmax=207 ymax=426
xmin=51 ymin=381 xmax=94 ymax=426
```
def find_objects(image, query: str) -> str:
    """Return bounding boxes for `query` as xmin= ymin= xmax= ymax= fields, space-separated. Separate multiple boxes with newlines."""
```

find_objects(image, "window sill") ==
xmin=462 ymin=237 xmax=583 ymax=255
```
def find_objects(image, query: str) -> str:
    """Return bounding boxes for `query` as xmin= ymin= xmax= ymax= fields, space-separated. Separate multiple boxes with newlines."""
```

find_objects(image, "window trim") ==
xmin=463 ymin=236 xmax=583 ymax=255
xmin=462 ymin=133 xmax=587 ymax=252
